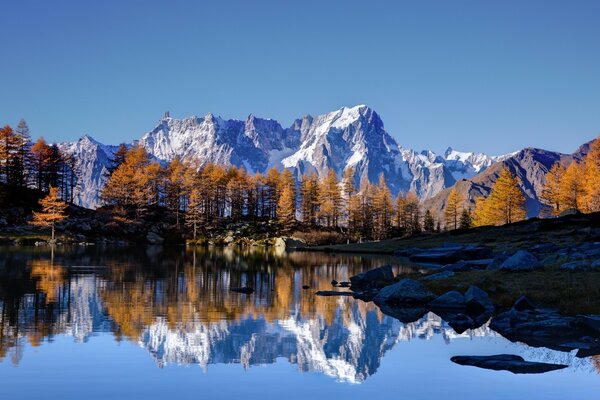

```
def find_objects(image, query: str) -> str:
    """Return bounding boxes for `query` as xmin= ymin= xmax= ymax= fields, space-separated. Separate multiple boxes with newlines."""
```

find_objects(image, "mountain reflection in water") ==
xmin=0 ymin=246 xmax=597 ymax=383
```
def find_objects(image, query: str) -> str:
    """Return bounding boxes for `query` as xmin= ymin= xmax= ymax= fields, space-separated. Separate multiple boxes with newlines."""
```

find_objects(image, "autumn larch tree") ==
xmin=581 ymin=136 xmax=600 ymax=212
xmin=277 ymin=169 xmax=296 ymax=230
xmin=473 ymin=168 xmax=526 ymax=226
xmin=444 ymin=188 xmax=461 ymax=230
xmin=30 ymin=137 xmax=52 ymax=191
xmin=300 ymin=173 xmax=320 ymax=225
xmin=30 ymin=187 xmax=68 ymax=241
xmin=559 ymin=162 xmax=584 ymax=211
xmin=318 ymin=169 xmax=342 ymax=227
xmin=540 ymin=162 xmax=566 ymax=216
xmin=372 ymin=174 xmax=393 ymax=239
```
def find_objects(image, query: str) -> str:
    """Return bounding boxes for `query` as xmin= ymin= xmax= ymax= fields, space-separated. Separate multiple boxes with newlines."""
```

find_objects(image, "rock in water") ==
xmin=428 ymin=291 xmax=466 ymax=310
xmin=373 ymin=279 xmax=436 ymax=305
xmin=350 ymin=265 xmax=394 ymax=290
xmin=231 ymin=287 xmax=254 ymax=294
xmin=500 ymin=250 xmax=542 ymax=271
xmin=315 ymin=291 xmax=354 ymax=297
xmin=464 ymin=285 xmax=494 ymax=312
xmin=451 ymin=354 xmax=568 ymax=374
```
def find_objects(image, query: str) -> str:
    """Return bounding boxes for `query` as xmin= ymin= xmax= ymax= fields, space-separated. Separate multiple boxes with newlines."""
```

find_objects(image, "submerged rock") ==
xmin=315 ymin=290 xmax=354 ymax=297
xmin=500 ymin=250 xmax=542 ymax=271
xmin=373 ymin=279 xmax=435 ymax=306
xmin=450 ymin=354 xmax=568 ymax=374
xmin=350 ymin=265 xmax=394 ymax=290
xmin=376 ymin=303 xmax=428 ymax=323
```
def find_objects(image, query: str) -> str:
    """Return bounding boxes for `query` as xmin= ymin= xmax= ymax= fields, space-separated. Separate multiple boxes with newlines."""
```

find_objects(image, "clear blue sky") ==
xmin=1 ymin=0 xmax=599 ymax=155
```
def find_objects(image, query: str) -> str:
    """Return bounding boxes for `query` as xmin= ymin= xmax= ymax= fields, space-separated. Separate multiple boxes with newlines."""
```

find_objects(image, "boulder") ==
xmin=561 ymin=261 xmax=590 ymax=271
xmin=500 ymin=250 xmax=542 ymax=271
xmin=464 ymin=285 xmax=493 ymax=312
xmin=450 ymin=354 xmax=567 ymax=374
xmin=422 ymin=271 xmax=455 ymax=281
xmin=274 ymin=237 xmax=307 ymax=250
xmin=592 ymin=259 xmax=600 ymax=268
xmin=428 ymin=291 xmax=466 ymax=310
xmin=512 ymin=295 xmax=537 ymax=311
xmin=373 ymin=279 xmax=435 ymax=306
xmin=350 ymin=265 xmax=394 ymax=290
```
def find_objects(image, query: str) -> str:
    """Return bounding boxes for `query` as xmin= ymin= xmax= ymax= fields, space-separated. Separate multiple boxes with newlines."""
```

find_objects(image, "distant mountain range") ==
xmin=60 ymin=105 xmax=593 ymax=214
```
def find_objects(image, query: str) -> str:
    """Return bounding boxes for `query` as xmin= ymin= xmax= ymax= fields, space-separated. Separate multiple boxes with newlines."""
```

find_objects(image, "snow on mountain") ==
xmin=60 ymin=105 xmax=507 ymax=209
xmin=59 ymin=135 xmax=119 ymax=209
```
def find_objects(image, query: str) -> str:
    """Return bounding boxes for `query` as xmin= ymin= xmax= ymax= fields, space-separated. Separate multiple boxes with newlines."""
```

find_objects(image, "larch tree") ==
xmin=0 ymin=125 xmax=18 ymax=184
xmin=444 ymin=188 xmax=461 ymax=230
xmin=13 ymin=119 xmax=31 ymax=187
xmin=318 ymin=169 xmax=342 ymax=227
xmin=372 ymin=174 xmax=393 ymax=239
xmin=559 ymin=162 xmax=584 ymax=211
xmin=540 ymin=162 xmax=566 ymax=216
xmin=30 ymin=137 xmax=52 ymax=191
xmin=581 ymin=136 xmax=600 ymax=212
xmin=473 ymin=168 xmax=526 ymax=226
xmin=300 ymin=173 xmax=320 ymax=225
xmin=277 ymin=169 xmax=296 ymax=228
xmin=30 ymin=187 xmax=68 ymax=241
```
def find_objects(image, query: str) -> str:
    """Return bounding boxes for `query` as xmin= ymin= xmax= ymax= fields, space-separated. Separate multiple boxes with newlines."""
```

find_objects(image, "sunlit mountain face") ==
xmin=0 ymin=246 xmax=598 ymax=384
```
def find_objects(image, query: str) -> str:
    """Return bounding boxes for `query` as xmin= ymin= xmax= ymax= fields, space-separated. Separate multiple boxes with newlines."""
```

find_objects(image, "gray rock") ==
xmin=422 ymin=271 xmax=455 ymax=281
xmin=464 ymin=285 xmax=493 ymax=312
xmin=561 ymin=261 xmax=591 ymax=271
xmin=512 ymin=295 xmax=537 ymax=311
xmin=487 ymin=253 xmax=510 ymax=270
xmin=592 ymin=259 xmax=600 ymax=268
xmin=428 ymin=291 xmax=466 ymax=310
xmin=350 ymin=265 xmax=394 ymax=290
xmin=500 ymin=250 xmax=542 ymax=271
xmin=450 ymin=354 xmax=568 ymax=374
xmin=373 ymin=278 xmax=436 ymax=306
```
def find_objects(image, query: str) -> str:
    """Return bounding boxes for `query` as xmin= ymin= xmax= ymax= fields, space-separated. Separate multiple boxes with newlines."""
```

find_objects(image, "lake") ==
xmin=0 ymin=246 xmax=598 ymax=399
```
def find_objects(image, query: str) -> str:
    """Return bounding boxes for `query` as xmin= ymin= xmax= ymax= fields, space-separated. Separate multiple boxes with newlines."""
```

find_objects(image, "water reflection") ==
xmin=0 ymin=246 xmax=597 ymax=382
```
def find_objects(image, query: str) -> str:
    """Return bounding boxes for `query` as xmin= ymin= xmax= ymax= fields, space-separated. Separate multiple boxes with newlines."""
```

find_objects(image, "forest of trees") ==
xmin=0 ymin=120 xmax=79 ymax=202
xmin=540 ymin=138 xmax=600 ymax=216
xmin=3 ymin=116 xmax=600 ymax=242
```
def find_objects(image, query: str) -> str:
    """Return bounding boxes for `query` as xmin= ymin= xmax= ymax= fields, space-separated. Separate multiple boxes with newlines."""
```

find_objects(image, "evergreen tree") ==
xmin=30 ymin=187 xmax=68 ymax=241
xmin=459 ymin=208 xmax=472 ymax=229
xmin=423 ymin=210 xmax=435 ymax=232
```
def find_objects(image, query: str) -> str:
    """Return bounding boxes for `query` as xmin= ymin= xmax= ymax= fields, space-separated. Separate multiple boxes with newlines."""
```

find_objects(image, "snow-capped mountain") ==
xmin=61 ymin=105 xmax=507 ymax=209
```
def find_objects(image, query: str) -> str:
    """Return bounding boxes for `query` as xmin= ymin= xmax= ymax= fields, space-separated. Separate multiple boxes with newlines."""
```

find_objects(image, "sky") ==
xmin=0 ymin=0 xmax=599 ymax=155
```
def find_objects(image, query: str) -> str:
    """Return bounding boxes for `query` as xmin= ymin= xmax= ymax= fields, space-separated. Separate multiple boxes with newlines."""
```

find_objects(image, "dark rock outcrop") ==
xmin=451 ymin=354 xmax=568 ymax=374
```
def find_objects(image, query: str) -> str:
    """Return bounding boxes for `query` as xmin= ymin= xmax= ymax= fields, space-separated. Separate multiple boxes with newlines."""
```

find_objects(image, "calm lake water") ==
xmin=0 ymin=246 xmax=599 ymax=399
